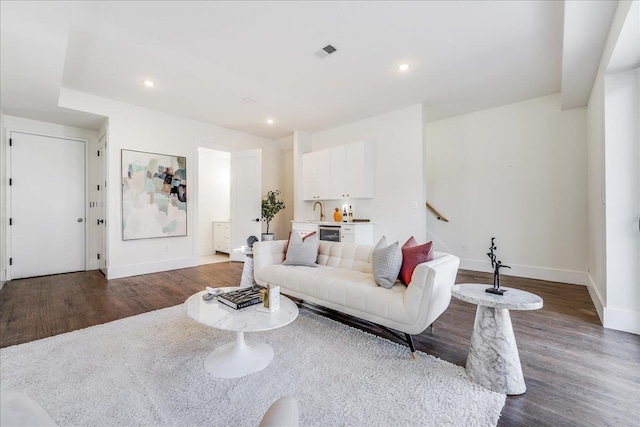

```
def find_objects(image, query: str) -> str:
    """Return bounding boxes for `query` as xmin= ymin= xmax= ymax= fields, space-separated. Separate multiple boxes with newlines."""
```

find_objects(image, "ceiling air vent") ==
xmin=314 ymin=44 xmax=337 ymax=59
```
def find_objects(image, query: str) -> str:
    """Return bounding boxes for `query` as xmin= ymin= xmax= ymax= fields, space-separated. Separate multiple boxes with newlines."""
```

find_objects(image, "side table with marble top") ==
xmin=234 ymin=246 xmax=256 ymax=287
xmin=452 ymin=284 xmax=543 ymax=395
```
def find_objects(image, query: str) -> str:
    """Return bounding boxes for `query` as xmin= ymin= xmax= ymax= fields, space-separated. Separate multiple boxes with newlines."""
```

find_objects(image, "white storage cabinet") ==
xmin=340 ymin=223 xmax=374 ymax=245
xmin=303 ymin=141 xmax=373 ymax=201
xmin=213 ymin=221 xmax=231 ymax=254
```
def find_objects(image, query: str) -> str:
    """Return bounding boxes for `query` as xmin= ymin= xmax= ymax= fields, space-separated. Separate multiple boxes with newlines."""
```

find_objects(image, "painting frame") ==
xmin=121 ymin=149 xmax=187 ymax=240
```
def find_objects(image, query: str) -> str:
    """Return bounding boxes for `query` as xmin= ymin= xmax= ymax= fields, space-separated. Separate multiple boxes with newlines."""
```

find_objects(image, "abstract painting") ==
xmin=121 ymin=149 xmax=187 ymax=240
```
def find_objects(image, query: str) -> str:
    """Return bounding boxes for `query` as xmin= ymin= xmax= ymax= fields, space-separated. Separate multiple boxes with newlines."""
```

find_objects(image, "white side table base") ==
xmin=239 ymin=254 xmax=255 ymax=288
xmin=466 ymin=306 xmax=526 ymax=395
xmin=203 ymin=331 xmax=274 ymax=378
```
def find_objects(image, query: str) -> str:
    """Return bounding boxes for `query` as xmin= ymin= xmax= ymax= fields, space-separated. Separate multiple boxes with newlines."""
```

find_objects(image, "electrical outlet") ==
xmin=410 ymin=201 xmax=418 ymax=209
xmin=164 ymin=245 xmax=169 ymax=252
xmin=462 ymin=244 xmax=467 ymax=251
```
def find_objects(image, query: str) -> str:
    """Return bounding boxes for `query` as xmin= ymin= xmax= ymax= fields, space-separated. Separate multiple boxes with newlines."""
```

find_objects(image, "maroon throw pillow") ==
xmin=284 ymin=231 xmax=293 ymax=253
xmin=399 ymin=237 xmax=434 ymax=285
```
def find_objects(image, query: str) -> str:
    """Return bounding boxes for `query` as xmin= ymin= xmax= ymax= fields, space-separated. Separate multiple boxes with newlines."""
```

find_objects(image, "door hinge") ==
xmin=9 ymin=218 xmax=12 ymax=226
xmin=9 ymin=258 xmax=12 ymax=266
xmin=9 ymin=178 xmax=12 ymax=186
xmin=97 ymin=150 xmax=101 ymax=157
xmin=9 ymin=138 xmax=12 ymax=147
xmin=97 ymin=253 xmax=101 ymax=260
xmin=97 ymin=184 xmax=100 ymax=191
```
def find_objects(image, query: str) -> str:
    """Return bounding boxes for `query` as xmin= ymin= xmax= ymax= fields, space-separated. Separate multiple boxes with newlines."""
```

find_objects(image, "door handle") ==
xmin=77 ymin=218 xmax=84 ymax=223
xmin=253 ymin=218 xmax=261 ymax=222
xmin=97 ymin=219 xmax=104 ymax=225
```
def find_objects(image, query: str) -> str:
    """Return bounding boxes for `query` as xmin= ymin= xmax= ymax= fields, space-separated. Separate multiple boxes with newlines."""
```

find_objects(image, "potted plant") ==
xmin=261 ymin=190 xmax=286 ymax=241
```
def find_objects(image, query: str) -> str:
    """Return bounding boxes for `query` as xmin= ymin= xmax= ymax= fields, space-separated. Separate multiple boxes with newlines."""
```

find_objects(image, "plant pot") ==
xmin=261 ymin=233 xmax=275 ymax=241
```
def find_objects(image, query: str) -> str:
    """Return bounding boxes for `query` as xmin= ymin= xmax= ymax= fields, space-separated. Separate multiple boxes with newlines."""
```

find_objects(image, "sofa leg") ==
xmin=430 ymin=323 xmax=435 ymax=334
xmin=405 ymin=333 xmax=418 ymax=359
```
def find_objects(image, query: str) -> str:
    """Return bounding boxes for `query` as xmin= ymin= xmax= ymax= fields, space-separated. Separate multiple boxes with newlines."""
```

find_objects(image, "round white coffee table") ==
xmin=184 ymin=288 xmax=298 ymax=378
xmin=452 ymin=284 xmax=543 ymax=395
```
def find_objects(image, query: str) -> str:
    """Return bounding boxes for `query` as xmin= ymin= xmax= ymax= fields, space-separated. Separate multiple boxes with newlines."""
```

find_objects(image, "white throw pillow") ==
xmin=282 ymin=231 xmax=318 ymax=267
xmin=372 ymin=236 xmax=403 ymax=288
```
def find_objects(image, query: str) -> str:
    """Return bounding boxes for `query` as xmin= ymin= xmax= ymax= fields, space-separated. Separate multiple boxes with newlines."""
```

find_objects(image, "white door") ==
xmin=10 ymin=132 xmax=86 ymax=279
xmin=98 ymin=131 xmax=108 ymax=274
xmin=230 ymin=149 xmax=262 ymax=262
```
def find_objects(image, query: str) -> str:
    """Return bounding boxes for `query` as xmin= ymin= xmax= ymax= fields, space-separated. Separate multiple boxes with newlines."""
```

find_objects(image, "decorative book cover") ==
xmin=218 ymin=286 xmax=263 ymax=310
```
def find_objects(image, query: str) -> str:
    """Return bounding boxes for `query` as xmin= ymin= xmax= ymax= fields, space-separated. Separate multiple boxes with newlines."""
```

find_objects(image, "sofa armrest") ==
xmin=259 ymin=396 xmax=299 ymax=427
xmin=253 ymin=240 xmax=287 ymax=271
xmin=403 ymin=252 xmax=461 ymax=331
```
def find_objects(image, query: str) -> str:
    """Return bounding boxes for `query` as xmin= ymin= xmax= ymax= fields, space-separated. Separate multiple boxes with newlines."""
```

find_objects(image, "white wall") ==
xmin=0 ymin=110 xmax=5 ymax=289
xmin=425 ymin=94 xmax=588 ymax=285
xmin=604 ymin=68 xmax=640 ymax=333
xmin=58 ymin=88 xmax=283 ymax=279
xmin=586 ymin=0 xmax=639 ymax=334
xmin=197 ymin=148 xmax=230 ymax=255
xmin=273 ymin=135 xmax=294 ymax=240
xmin=301 ymin=104 xmax=427 ymax=244
xmin=587 ymin=73 xmax=608 ymax=310
xmin=1 ymin=115 xmax=101 ymax=279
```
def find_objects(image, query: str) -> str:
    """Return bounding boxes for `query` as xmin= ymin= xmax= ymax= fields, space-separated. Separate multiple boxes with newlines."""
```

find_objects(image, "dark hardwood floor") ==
xmin=1 ymin=263 xmax=638 ymax=426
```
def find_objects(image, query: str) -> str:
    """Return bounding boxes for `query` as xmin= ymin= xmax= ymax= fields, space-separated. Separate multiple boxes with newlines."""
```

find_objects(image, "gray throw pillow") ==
xmin=372 ymin=236 xmax=402 ymax=288
xmin=283 ymin=231 xmax=318 ymax=267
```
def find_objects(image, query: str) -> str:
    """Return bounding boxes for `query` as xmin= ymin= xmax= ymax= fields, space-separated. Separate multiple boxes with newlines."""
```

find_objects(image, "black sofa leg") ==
xmin=405 ymin=333 xmax=418 ymax=359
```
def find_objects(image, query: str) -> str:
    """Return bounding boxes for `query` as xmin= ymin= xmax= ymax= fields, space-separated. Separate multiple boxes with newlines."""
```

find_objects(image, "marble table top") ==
xmin=234 ymin=246 xmax=253 ymax=255
xmin=184 ymin=288 xmax=298 ymax=333
xmin=452 ymin=284 xmax=543 ymax=311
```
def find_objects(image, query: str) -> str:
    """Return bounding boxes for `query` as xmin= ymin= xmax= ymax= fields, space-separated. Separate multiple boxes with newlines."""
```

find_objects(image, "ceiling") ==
xmin=0 ymin=1 xmax=620 ymax=140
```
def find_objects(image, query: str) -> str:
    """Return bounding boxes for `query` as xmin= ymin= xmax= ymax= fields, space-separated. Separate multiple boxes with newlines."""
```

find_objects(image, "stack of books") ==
xmin=218 ymin=286 xmax=263 ymax=310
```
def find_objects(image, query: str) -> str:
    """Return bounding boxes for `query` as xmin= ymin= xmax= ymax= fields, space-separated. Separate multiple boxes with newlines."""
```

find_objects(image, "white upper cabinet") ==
xmin=302 ymin=149 xmax=331 ymax=200
xmin=304 ymin=141 xmax=373 ymax=201
xmin=344 ymin=141 xmax=373 ymax=199
xmin=329 ymin=145 xmax=347 ymax=198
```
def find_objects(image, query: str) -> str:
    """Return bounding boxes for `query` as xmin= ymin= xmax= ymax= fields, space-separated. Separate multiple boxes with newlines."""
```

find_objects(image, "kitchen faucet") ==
xmin=313 ymin=201 xmax=325 ymax=221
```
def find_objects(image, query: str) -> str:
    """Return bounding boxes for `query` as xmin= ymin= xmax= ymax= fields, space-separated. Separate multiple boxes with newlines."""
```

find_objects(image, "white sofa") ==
xmin=253 ymin=240 xmax=460 ymax=356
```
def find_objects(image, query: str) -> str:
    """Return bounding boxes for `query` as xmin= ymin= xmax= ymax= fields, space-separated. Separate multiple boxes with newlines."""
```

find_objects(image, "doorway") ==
xmin=198 ymin=148 xmax=231 ymax=265
xmin=196 ymin=147 xmax=263 ymax=265
xmin=9 ymin=131 xmax=86 ymax=279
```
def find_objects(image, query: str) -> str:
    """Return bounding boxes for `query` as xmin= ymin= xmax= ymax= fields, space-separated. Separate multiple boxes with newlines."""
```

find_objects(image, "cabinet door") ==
xmin=330 ymin=145 xmax=346 ymax=198
xmin=315 ymin=149 xmax=331 ymax=199
xmin=304 ymin=150 xmax=332 ymax=200
xmin=292 ymin=222 xmax=319 ymax=238
xmin=302 ymin=152 xmax=318 ymax=201
xmin=345 ymin=141 xmax=373 ymax=198
xmin=341 ymin=225 xmax=355 ymax=244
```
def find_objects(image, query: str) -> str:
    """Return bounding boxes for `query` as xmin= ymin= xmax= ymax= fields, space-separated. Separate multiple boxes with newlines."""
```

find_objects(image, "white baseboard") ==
xmin=106 ymin=257 xmax=198 ymax=280
xmin=586 ymin=274 xmax=605 ymax=324
xmin=198 ymin=246 xmax=214 ymax=256
xmin=584 ymin=274 xmax=638 ymax=335
xmin=0 ymin=280 xmax=5 ymax=291
xmin=460 ymin=259 xmax=588 ymax=286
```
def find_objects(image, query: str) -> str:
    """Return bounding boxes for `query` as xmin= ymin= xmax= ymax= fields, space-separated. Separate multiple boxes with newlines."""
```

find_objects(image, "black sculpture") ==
xmin=486 ymin=237 xmax=510 ymax=295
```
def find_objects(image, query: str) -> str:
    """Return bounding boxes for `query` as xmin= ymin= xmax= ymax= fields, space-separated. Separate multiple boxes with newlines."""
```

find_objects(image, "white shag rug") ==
xmin=0 ymin=305 xmax=505 ymax=426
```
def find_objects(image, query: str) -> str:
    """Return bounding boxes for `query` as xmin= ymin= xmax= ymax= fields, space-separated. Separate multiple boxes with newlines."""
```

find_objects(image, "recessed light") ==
xmin=243 ymin=97 xmax=256 ymax=104
xmin=143 ymin=80 xmax=155 ymax=88
xmin=398 ymin=63 xmax=410 ymax=72
xmin=266 ymin=119 xmax=275 ymax=125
